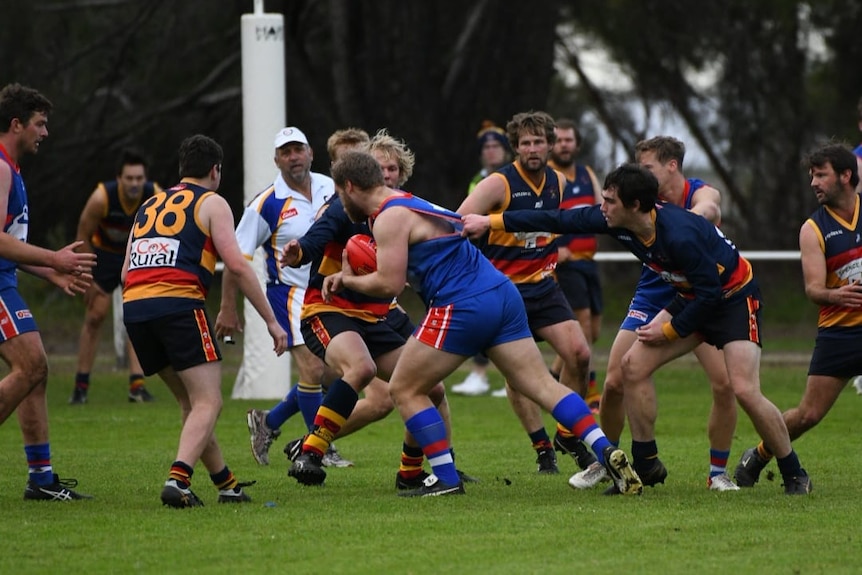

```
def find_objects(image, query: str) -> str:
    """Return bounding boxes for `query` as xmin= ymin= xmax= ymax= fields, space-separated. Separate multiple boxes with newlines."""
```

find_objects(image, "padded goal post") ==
xmin=230 ymin=5 xmax=292 ymax=399
xmin=112 ymin=7 xmax=295 ymax=399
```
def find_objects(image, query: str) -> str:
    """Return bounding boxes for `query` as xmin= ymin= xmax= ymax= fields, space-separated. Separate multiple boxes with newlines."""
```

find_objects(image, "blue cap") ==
xmin=476 ymin=122 xmax=510 ymax=152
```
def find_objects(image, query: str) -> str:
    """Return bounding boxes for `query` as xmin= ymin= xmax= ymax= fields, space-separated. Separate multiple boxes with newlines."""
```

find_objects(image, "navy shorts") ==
xmin=522 ymin=284 xmax=576 ymax=340
xmin=92 ymin=248 xmax=125 ymax=293
xmin=809 ymin=326 xmax=862 ymax=378
xmin=555 ymin=260 xmax=603 ymax=314
xmin=125 ymin=308 xmax=221 ymax=376
xmin=665 ymin=292 xmax=763 ymax=350
xmin=301 ymin=312 xmax=405 ymax=361
xmin=384 ymin=306 xmax=415 ymax=340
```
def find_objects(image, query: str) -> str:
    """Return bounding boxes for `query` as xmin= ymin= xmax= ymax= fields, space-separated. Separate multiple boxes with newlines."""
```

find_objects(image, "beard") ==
xmin=550 ymin=150 xmax=574 ymax=167
xmin=520 ymin=155 xmax=547 ymax=174
xmin=342 ymin=199 xmax=366 ymax=223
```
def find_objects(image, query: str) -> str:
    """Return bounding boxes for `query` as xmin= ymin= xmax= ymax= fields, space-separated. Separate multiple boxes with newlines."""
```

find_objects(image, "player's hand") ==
xmin=635 ymin=321 xmax=669 ymax=346
xmin=834 ymin=280 xmax=862 ymax=308
xmin=53 ymin=241 xmax=97 ymax=275
xmin=279 ymin=240 xmax=301 ymax=268
xmin=461 ymin=214 xmax=491 ymax=239
xmin=322 ymin=271 xmax=344 ymax=302
xmin=53 ymin=270 xmax=92 ymax=296
xmin=266 ymin=320 xmax=288 ymax=356
xmin=340 ymin=248 xmax=356 ymax=278
xmin=215 ymin=308 xmax=243 ymax=340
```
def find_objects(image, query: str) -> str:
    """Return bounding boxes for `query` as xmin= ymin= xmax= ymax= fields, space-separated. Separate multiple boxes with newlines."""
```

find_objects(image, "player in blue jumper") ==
xmin=323 ymin=150 xmax=642 ymax=497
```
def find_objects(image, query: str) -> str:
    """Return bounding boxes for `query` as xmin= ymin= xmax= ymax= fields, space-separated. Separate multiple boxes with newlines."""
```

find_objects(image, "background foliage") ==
xmin=2 ymin=0 xmax=861 ymax=249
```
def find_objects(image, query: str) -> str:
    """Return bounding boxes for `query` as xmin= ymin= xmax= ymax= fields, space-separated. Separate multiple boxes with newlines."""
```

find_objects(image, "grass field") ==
xmin=1 ymin=349 xmax=859 ymax=575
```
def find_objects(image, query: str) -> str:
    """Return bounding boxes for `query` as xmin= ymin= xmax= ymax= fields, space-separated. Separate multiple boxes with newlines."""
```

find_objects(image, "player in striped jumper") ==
xmin=464 ymin=162 xmax=812 ymax=495
xmin=735 ymin=143 xmax=862 ymax=487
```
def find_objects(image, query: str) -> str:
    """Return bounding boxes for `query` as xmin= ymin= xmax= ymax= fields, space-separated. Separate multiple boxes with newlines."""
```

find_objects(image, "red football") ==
xmin=345 ymin=234 xmax=377 ymax=275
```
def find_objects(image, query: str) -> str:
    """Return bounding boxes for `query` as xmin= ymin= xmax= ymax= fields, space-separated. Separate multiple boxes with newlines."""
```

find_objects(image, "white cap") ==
xmin=274 ymin=126 xmax=309 ymax=148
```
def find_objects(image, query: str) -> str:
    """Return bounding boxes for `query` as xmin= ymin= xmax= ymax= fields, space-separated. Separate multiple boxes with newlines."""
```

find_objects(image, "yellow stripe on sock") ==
xmin=556 ymin=422 xmax=575 ymax=439
xmin=317 ymin=406 xmax=347 ymax=428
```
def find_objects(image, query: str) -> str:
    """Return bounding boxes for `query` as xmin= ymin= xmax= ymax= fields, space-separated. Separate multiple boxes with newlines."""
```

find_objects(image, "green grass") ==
xmin=1 ymin=351 xmax=859 ymax=575
xmin=4 ymin=269 xmax=842 ymax=574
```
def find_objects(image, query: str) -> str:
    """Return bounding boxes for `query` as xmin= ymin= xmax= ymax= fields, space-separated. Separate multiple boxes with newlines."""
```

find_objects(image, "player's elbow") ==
xmin=224 ymin=256 xmax=254 ymax=277
xmin=376 ymin=282 xmax=403 ymax=299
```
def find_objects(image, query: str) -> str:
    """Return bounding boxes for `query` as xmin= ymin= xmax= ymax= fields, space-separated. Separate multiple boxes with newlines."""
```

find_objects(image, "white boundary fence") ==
xmin=112 ymin=250 xmax=801 ymax=386
xmin=593 ymin=250 xmax=800 ymax=262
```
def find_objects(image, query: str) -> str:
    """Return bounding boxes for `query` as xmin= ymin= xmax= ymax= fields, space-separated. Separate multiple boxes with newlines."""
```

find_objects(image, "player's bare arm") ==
xmin=340 ymin=207 xmax=410 ymax=299
xmin=800 ymin=220 xmax=862 ymax=308
xmin=203 ymin=194 xmax=287 ymax=355
xmin=215 ymin=268 xmax=244 ymax=339
xmin=75 ymin=185 xmax=108 ymax=251
xmin=689 ymin=185 xmax=722 ymax=225
xmin=0 ymin=162 xmax=95 ymax=279
xmin=456 ymin=173 xmax=507 ymax=216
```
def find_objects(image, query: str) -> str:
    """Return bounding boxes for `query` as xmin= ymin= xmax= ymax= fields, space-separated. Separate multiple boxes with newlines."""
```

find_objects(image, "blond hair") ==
xmin=326 ymin=128 xmax=371 ymax=162
xmin=369 ymin=128 xmax=415 ymax=186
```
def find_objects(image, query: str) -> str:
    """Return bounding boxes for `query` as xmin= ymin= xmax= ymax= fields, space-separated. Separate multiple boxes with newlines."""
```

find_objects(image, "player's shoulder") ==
xmin=246 ymin=184 xmax=278 ymax=210
xmin=657 ymin=201 xmax=698 ymax=225
xmin=199 ymin=188 xmax=229 ymax=211
xmin=695 ymin=182 xmax=721 ymax=196
xmin=690 ymin=180 xmax=721 ymax=201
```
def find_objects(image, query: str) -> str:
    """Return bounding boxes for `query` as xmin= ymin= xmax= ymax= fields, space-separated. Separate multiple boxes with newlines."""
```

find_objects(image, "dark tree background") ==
xmin=2 ymin=0 xmax=860 ymax=250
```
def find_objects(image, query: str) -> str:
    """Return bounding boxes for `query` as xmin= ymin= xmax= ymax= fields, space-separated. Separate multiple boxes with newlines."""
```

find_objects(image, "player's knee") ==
xmin=795 ymin=406 xmax=825 ymax=433
xmin=576 ymin=341 xmax=591 ymax=364
xmin=366 ymin=394 xmax=394 ymax=420
xmin=709 ymin=376 xmax=735 ymax=402
xmin=602 ymin=361 xmax=624 ymax=394
xmin=362 ymin=379 xmax=395 ymax=415
xmin=428 ymin=382 xmax=446 ymax=406
xmin=560 ymin=345 xmax=590 ymax=373
xmin=619 ymin=354 xmax=648 ymax=386
xmin=603 ymin=374 xmax=624 ymax=397
xmin=300 ymin=363 xmax=328 ymax=387
xmin=14 ymin=350 xmax=48 ymax=391
xmin=342 ymin=357 xmax=377 ymax=385
xmin=731 ymin=384 xmax=762 ymax=412
xmin=83 ymin=300 xmax=109 ymax=325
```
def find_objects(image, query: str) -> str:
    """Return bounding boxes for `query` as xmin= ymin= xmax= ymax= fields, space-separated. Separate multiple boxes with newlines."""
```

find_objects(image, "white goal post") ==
xmin=229 ymin=5 xmax=292 ymax=399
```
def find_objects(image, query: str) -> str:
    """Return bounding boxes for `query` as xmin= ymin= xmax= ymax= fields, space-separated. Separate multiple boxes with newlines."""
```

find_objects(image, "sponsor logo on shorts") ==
xmin=627 ymin=309 xmax=648 ymax=321
xmin=15 ymin=310 xmax=32 ymax=319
